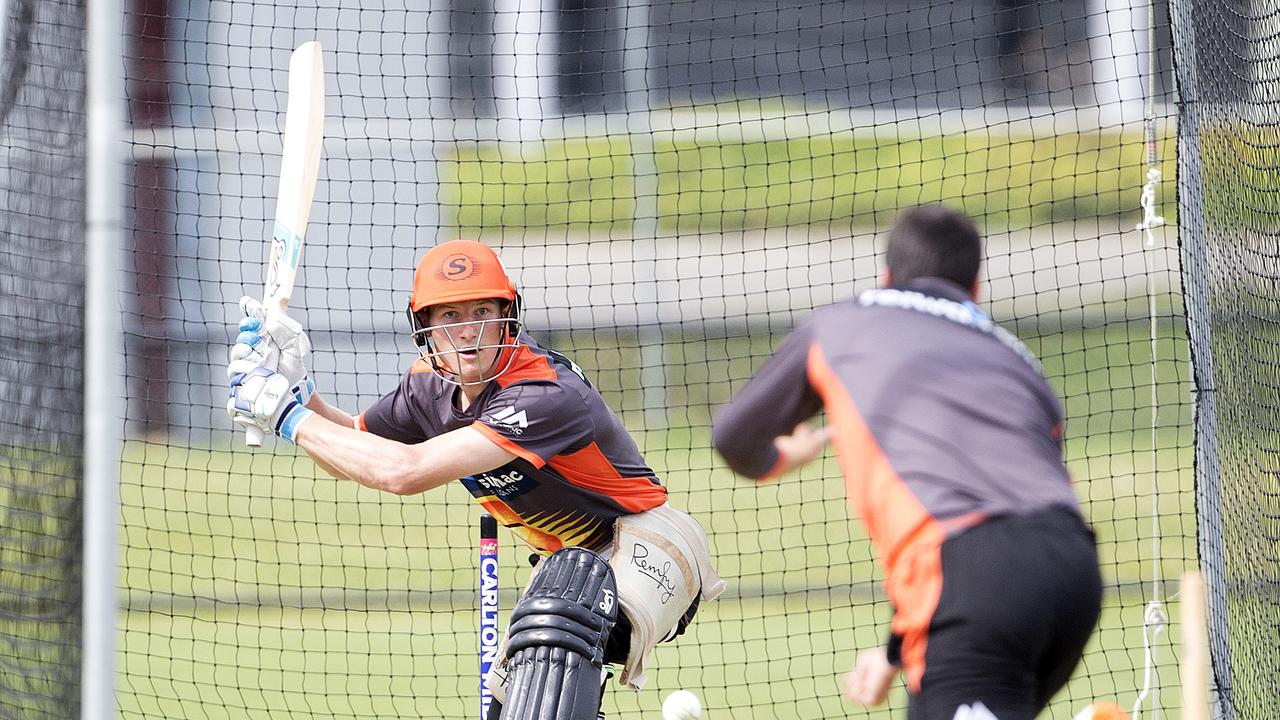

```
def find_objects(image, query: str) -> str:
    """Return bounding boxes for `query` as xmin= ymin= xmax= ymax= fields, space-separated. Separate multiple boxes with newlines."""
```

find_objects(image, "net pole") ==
xmin=0 ymin=0 xmax=9 ymax=74
xmin=621 ymin=0 xmax=666 ymax=431
xmin=1087 ymin=0 xmax=1147 ymax=122
xmin=479 ymin=514 xmax=500 ymax=720
xmin=492 ymin=0 xmax=555 ymax=140
xmin=82 ymin=0 xmax=126 ymax=717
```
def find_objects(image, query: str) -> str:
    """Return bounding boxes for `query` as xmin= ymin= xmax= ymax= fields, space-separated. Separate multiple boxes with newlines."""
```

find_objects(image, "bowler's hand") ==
xmin=843 ymin=646 xmax=899 ymax=707
xmin=766 ymin=422 xmax=833 ymax=479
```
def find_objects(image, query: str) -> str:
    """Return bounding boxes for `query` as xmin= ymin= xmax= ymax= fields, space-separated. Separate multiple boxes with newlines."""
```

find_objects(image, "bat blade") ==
xmin=247 ymin=41 xmax=326 ymax=448
xmin=265 ymin=40 xmax=325 ymax=313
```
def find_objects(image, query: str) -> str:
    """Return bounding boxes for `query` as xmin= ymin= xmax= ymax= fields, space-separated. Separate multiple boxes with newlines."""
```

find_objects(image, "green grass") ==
xmin=442 ymin=128 xmax=1177 ymax=235
xmin=116 ymin=586 xmax=1193 ymax=719
xmin=111 ymin=321 xmax=1205 ymax=719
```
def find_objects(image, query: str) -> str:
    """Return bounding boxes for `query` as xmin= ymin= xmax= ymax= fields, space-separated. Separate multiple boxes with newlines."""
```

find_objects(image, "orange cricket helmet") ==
xmin=409 ymin=239 xmax=517 ymax=312
xmin=405 ymin=240 xmax=523 ymax=385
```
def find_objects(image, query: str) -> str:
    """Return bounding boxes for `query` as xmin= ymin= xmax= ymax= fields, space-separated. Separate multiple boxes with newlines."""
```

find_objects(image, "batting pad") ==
xmin=500 ymin=547 xmax=619 ymax=720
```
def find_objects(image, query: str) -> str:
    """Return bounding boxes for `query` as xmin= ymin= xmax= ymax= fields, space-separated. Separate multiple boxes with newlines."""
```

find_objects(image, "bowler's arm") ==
xmin=713 ymin=323 xmax=825 ymax=480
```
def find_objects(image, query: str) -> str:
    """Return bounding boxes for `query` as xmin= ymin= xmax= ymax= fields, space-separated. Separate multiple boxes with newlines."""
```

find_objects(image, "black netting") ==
xmin=1173 ymin=1 xmax=1280 ymax=717
xmin=0 ymin=0 xmax=86 ymax=718
xmin=104 ymin=1 xmax=1216 ymax=719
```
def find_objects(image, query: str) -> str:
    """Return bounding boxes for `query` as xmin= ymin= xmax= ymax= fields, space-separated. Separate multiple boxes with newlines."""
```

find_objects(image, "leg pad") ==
xmin=499 ymin=547 xmax=619 ymax=720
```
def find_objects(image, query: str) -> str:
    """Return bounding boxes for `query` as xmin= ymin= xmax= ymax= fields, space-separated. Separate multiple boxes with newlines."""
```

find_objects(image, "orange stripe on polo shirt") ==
xmin=806 ymin=342 xmax=945 ymax=693
xmin=495 ymin=346 xmax=557 ymax=386
xmin=471 ymin=422 xmax=546 ymax=468
xmin=547 ymin=442 xmax=668 ymax=513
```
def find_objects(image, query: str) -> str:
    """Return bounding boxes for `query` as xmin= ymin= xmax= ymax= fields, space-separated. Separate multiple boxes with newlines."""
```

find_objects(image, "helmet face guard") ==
xmin=406 ymin=299 xmax=523 ymax=386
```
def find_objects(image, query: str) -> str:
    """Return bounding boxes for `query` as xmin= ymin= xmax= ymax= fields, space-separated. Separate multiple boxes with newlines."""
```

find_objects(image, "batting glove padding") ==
xmin=234 ymin=295 xmax=311 ymax=387
xmin=227 ymin=366 xmax=315 ymax=444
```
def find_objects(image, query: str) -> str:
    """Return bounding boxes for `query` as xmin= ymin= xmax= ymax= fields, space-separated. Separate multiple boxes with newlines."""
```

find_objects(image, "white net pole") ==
xmin=1088 ymin=0 xmax=1148 ymax=123
xmin=0 ymin=0 xmax=9 ymax=75
xmin=493 ymin=0 xmax=556 ymax=141
xmin=82 ymin=0 xmax=125 ymax=717
xmin=622 ymin=0 xmax=667 ymax=430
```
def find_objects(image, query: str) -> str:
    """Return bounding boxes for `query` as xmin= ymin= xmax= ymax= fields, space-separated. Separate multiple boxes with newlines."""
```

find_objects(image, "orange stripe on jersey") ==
xmin=494 ymin=345 xmax=557 ymax=387
xmin=547 ymin=442 xmax=668 ymax=513
xmin=356 ymin=413 xmax=369 ymax=432
xmin=470 ymin=422 xmax=547 ymax=468
xmin=806 ymin=343 xmax=945 ymax=693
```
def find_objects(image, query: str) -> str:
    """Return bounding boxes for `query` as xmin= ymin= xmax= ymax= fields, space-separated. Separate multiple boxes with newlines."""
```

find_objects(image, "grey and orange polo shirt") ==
xmin=713 ymin=277 xmax=1081 ymax=691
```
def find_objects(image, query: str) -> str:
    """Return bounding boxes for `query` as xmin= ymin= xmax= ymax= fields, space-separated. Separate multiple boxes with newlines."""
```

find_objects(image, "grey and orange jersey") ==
xmin=714 ymin=277 xmax=1080 ymax=562
xmin=715 ymin=276 xmax=1081 ymax=691
xmin=359 ymin=334 xmax=667 ymax=554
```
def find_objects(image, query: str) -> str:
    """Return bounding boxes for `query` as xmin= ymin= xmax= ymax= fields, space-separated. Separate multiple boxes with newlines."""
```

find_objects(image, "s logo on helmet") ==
xmin=441 ymin=253 xmax=476 ymax=280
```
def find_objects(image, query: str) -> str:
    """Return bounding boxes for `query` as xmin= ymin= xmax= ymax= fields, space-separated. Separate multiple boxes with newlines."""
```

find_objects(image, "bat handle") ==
xmin=245 ymin=426 xmax=265 ymax=447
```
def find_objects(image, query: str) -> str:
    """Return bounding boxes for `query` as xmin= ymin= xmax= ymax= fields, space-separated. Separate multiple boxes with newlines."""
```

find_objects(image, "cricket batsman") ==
xmin=226 ymin=239 xmax=724 ymax=720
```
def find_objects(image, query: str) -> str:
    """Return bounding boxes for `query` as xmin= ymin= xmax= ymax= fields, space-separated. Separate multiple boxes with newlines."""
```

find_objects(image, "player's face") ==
xmin=426 ymin=299 xmax=509 ymax=384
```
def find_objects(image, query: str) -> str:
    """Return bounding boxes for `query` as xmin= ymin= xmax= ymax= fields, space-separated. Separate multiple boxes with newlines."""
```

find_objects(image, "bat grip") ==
xmin=245 ymin=426 xmax=265 ymax=447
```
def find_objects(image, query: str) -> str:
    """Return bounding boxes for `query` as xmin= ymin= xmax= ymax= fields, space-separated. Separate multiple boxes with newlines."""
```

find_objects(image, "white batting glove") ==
xmin=234 ymin=296 xmax=311 ymax=388
xmin=227 ymin=366 xmax=315 ymax=444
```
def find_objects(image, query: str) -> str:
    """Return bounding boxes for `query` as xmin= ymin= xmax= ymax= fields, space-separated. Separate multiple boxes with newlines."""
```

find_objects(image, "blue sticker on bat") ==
xmin=272 ymin=221 xmax=303 ymax=268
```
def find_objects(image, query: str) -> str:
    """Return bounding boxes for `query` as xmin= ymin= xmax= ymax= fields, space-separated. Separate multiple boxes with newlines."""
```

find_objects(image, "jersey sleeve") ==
xmin=358 ymin=372 xmax=431 ymax=444
xmin=713 ymin=320 xmax=824 ymax=479
xmin=471 ymin=381 xmax=593 ymax=468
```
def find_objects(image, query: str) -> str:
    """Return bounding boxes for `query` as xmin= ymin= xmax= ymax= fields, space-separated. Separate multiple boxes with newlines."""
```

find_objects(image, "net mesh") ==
xmin=1172 ymin=0 xmax=1280 ymax=717
xmin=81 ymin=0 xmax=1228 ymax=718
xmin=0 ymin=0 xmax=86 ymax=718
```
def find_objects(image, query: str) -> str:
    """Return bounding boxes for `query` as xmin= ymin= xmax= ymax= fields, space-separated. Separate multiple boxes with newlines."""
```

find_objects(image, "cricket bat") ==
xmin=246 ymin=41 xmax=326 ymax=447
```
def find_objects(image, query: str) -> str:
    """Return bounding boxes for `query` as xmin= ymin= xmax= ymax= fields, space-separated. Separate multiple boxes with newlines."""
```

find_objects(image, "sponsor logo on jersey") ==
xmin=463 ymin=468 xmax=536 ymax=501
xmin=485 ymin=405 xmax=529 ymax=435
xmin=858 ymin=288 xmax=1041 ymax=371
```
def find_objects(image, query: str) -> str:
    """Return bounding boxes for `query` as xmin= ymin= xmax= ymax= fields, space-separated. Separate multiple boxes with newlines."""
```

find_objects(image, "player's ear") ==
xmin=880 ymin=268 xmax=893 ymax=288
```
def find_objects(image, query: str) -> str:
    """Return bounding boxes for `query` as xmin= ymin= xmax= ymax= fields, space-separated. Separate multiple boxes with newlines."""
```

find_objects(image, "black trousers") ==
xmin=908 ymin=507 xmax=1103 ymax=720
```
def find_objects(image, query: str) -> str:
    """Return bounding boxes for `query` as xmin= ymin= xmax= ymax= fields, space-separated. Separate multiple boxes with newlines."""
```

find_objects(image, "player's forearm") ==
xmin=305 ymin=392 xmax=358 ymax=428
xmin=293 ymin=415 xmax=453 ymax=495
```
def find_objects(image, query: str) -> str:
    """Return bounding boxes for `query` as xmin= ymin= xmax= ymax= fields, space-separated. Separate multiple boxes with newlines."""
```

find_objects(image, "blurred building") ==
xmin=432 ymin=0 xmax=1171 ymax=116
